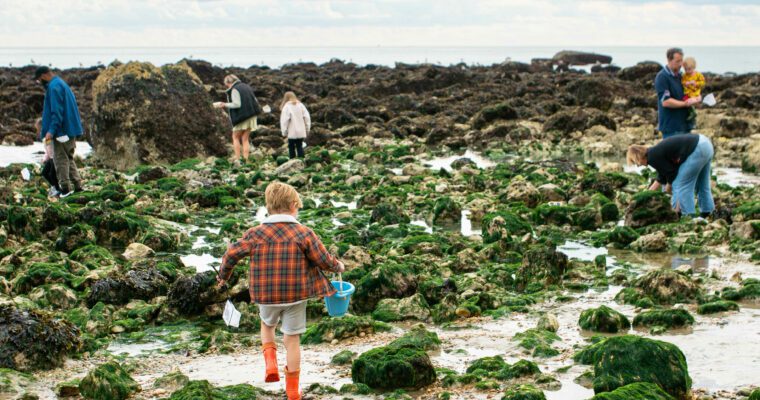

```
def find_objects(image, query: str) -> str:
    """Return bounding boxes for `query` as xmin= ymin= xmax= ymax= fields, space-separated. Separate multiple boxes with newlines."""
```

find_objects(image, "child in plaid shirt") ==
xmin=217 ymin=182 xmax=344 ymax=400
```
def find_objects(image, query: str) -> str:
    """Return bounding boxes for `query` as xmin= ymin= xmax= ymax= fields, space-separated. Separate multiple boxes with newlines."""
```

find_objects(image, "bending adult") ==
xmin=627 ymin=133 xmax=714 ymax=217
xmin=214 ymin=74 xmax=260 ymax=164
xmin=279 ymin=92 xmax=311 ymax=159
xmin=36 ymin=66 xmax=84 ymax=197
xmin=654 ymin=48 xmax=701 ymax=139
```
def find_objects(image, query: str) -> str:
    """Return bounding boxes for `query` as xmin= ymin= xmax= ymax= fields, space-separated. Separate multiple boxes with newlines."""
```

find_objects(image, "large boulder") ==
xmin=618 ymin=62 xmax=663 ymax=81
xmin=552 ymin=50 xmax=612 ymax=66
xmin=90 ymin=61 xmax=227 ymax=170
xmin=0 ymin=305 xmax=81 ymax=371
xmin=79 ymin=361 xmax=141 ymax=400
xmin=578 ymin=305 xmax=631 ymax=333
xmin=589 ymin=382 xmax=675 ymax=400
xmin=516 ymin=245 xmax=568 ymax=292
xmin=624 ymin=191 xmax=678 ymax=228
xmin=574 ymin=335 xmax=691 ymax=399
xmin=352 ymin=263 xmax=417 ymax=313
xmin=635 ymin=269 xmax=701 ymax=305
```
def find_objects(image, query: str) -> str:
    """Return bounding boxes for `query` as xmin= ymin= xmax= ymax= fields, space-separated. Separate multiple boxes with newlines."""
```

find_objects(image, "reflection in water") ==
xmin=423 ymin=149 xmax=497 ymax=172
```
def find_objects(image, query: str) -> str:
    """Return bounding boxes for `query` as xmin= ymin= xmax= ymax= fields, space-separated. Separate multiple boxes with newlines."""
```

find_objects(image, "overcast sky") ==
xmin=1 ymin=0 xmax=758 ymax=47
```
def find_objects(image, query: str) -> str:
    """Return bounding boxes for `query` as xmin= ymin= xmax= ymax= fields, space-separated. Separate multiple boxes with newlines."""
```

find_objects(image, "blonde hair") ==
xmin=280 ymin=91 xmax=299 ymax=111
xmin=265 ymin=181 xmax=303 ymax=214
xmin=627 ymin=145 xmax=649 ymax=166
xmin=683 ymin=57 xmax=697 ymax=69
xmin=223 ymin=74 xmax=239 ymax=85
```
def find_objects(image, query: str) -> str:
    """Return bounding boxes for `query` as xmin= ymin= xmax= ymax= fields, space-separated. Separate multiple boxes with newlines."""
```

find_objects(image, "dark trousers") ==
xmin=42 ymin=159 xmax=60 ymax=191
xmin=52 ymin=139 xmax=82 ymax=192
xmin=288 ymin=138 xmax=305 ymax=159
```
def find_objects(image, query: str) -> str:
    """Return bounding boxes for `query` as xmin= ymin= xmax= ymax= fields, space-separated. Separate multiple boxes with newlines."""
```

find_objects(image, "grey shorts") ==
xmin=258 ymin=301 xmax=307 ymax=335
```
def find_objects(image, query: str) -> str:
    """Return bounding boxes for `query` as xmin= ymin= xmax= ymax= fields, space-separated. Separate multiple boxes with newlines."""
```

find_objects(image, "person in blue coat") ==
xmin=36 ymin=66 xmax=84 ymax=196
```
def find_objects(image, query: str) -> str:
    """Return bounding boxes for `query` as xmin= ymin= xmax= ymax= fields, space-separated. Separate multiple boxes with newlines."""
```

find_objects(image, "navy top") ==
xmin=654 ymin=67 xmax=690 ymax=136
xmin=40 ymin=76 xmax=83 ymax=140
xmin=647 ymin=133 xmax=700 ymax=184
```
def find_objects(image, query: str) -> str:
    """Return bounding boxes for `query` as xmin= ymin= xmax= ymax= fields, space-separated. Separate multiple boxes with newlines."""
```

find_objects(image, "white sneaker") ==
xmin=48 ymin=187 xmax=61 ymax=197
xmin=59 ymin=190 xmax=74 ymax=198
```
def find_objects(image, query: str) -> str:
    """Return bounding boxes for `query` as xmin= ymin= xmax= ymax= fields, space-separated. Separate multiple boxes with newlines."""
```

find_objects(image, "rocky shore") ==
xmin=0 ymin=54 xmax=759 ymax=400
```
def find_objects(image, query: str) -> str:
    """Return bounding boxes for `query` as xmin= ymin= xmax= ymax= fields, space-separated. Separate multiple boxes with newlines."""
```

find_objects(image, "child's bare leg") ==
xmin=261 ymin=321 xmax=276 ymax=343
xmin=283 ymin=334 xmax=301 ymax=372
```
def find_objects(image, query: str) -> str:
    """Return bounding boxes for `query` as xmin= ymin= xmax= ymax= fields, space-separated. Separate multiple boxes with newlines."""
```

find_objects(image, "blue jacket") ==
xmin=654 ymin=67 xmax=690 ymax=136
xmin=40 ymin=76 xmax=83 ymax=140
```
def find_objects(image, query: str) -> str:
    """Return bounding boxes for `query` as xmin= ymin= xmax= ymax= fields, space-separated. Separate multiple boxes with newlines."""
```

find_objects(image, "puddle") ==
xmin=714 ymin=167 xmax=760 ymax=188
xmin=460 ymin=210 xmax=481 ymax=237
xmin=107 ymin=340 xmax=171 ymax=357
xmin=558 ymin=240 xmax=608 ymax=263
xmin=423 ymin=149 xmax=496 ymax=172
xmin=330 ymin=200 xmax=358 ymax=210
xmin=0 ymin=141 xmax=92 ymax=167
xmin=390 ymin=167 xmax=403 ymax=175
xmin=179 ymin=253 xmax=218 ymax=273
xmin=411 ymin=220 xmax=434 ymax=234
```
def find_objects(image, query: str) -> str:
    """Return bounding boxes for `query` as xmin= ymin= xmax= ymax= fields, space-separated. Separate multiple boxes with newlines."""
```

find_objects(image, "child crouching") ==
xmin=216 ymin=182 xmax=344 ymax=400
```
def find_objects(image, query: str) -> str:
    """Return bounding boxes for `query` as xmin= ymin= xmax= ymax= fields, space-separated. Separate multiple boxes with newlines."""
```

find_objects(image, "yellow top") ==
xmin=682 ymin=71 xmax=705 ymax=99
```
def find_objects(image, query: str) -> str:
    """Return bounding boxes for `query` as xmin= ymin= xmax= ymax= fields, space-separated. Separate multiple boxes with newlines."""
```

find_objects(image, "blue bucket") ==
xmin=325 ymin=280 xmax=355 ymax=317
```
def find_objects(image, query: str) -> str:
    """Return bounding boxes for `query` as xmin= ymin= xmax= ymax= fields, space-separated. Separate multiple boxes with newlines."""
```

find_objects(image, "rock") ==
xmin=56 ymin=379 xmax=81 ymax=397
xmin=625 ymin=191 xmax=678 ymax=228
xmin=574 ymin=335 xmax=691 ymax=399
xmin=697 ymin=300 xmax=739 ymax=315
xmin=537 ymin=313 xmax=559 ymax=333
xmin=352 ymin=263 xmax=418 ymax=313
xmin=516 ymin=245 xmax=568 ymax=292
xmin=566 ymin=77 xmax=617 ymax=110
xmin=505 ymin=176 xmax=540 ymax=208
xmin=372 ymin=293 xmax=431 ymax=322
xmin=578 ymin=305 xmax=631 ymax=333
xmin=635 ymin=269 xmax=701 ymax=305
xmin=90 ymin=61 xmax=227 ymax=170
xmin=341 ymin=245 xmax=372 ymax=270
xmin=633 ymin=309 xmax=695 ymax=331
xmin=370 ymin=203 xmax=410 ymax=226
xmin=553 ymin=50 xmax=612 ymax=66
xmin=501 ymin=384 xmax=546 ymax=400
xmin=589 ymin=382 xmax=676 ymax=400
xmin=745 ymin=138 xmax=760 ymax=172
xmin=543 ymin=108 xmax=617 ymax=135
xmin=351 ymin=326 xmax=438 ymax=390
xmin=166 ymin=380 xmax=267 ymax=400
xmin=402 ymin=163 xmax=427 ymax=176
xmin=537 ymin=184 xmax=565 ymax=202
xmin=136 ymin=166 xmax=169 ymax=183
xmin=513 ymin=328 xmax=560 ymax=358
xmin=472 ymin=102 xmax=518 ymax=129
xmin=481 ymin=211 xmax=532 ymax=243
xmin=0 ymin=305 xmax=81 ymax=371
xmin=331 ymin=350 xmax=357 ymax=365
xmin=617 ymin=61 xmax=663 ymax=81
xmin=29 ymin=284 xmax=78 ymax=309
xmin=301 ymin=315 xmax=391 ymax=344
xmin=432 ymin=196 xmax=461 ymax=225
xmin=79 ymin=361 xmax=141 ymax=400
xmin=718 ymin=118 xmax=750 ymax=138
xmin=55 ymin=223 xmax=96 ymax=253
xmin=631 ymin=231 xmax=668 ymax=252
xmin=607 ymin=226 xmax=640 ymax=247
xmin=346 ymin=175 xmax=363 ymax=186
xmin=729 ymin=220 xmax=760 ymax=240
xmin=166 ymin=271 xmax=226 ymax=315
xmin=274 ymin=159 xmax=304 ymax=176
xmin=122 ymin=242 xmax=155 ymax=260
xmin=88 ymin=266 xmax=170 ymax=307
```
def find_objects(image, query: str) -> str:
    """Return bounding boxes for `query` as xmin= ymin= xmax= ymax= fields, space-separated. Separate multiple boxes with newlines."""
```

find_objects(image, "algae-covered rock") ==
xmin=589 ymin=382 xmax=675 ymax=399
xmin=625 ymin=191 xmax=678 ymax=228
xmin=55 ymin=223 xmax=96 ymax=253
xmin=372 ymin=293 xmax=431 ymax=322
xmin=501 ymin=384 xmax=546 ymax=400
xmin=537 ymin=313 xmax=559 ymax=333
xmin=91 ymin=61 xmax=227 ymax=170
xmin=516 ymin=245 xmax=568 ymax=292
xmin=635 ymin=270 xmax=701 ymax=305
xmin=165 ymin=271 xmax=223 ymax=315
xmin=352 ymin=263 xmax=418 ymax=313
xmin=513 ymin=328 xmax=560 ymax=357
xmin=697 ymin=300 xmax=739 ymax=315
xmin=0 ymin=368 xmax=36 ymax=399
xmin=153 ymin=369 xmax=190 ymax=392
xmin=168 ymin=379 xmax=269 ymax=400
xmin=749 ymin=388 xmax=760 ymax=400
xmin=351 ymin=345 xmax=435 ymax=390
xmin=481 ymin=211 xmax=532 ymax=243
xmin=573 ymin=335 xmax=691 ymax=399
xmin=630 ymin=231 xmax=668 ymax=252
xmin=351 ymin=326 xmax=439 ymax=390
xmin=370 ymin=203 xmax=410 ymax=226
xmin=0 ymin=305 xmax=81 ymax=371
xmin=302 ymin=315 xmax=391 ymax=344
xmin=607 ymin=226 xmax=639 ymax=247
xmin=88 ymin=266 xmax=170 ymax=307
xmin=331 ymin=350 xmax=357 ymax=365
xmin=505 ymin=177 xmax=540 ymax=208
xmin=578 ymin=305 xmax=631 ymax=333
xmin=79 ymin=361 xmax=140 ymax=400
xmin=632 ymin=309 xmax=694 ymax=331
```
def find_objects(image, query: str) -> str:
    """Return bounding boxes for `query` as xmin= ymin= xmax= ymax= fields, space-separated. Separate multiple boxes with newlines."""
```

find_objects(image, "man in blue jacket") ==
xmin=653 ymin=48 xmax=701 ymax=139
xmin=36 ymin=66 xmax=84 ymax=196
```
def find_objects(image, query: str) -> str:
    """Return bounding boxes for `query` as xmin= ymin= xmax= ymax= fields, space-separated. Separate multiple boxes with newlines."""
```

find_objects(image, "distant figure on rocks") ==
xmin=36 ymin=66 xmax=84 ymax=197
xmin=213 ymin=74 xmax=261 ymax=165
xmin=279 ymin=92 xmax=311 ymax=159
xmin=35 ymin=117 xmax=60 ymax=196
xmin=215 ymin=182 xmax=345 ymax=400
xmin=627 ymin=133 xmax=715 ymax=218
xmin=654 ymin=48 xmax=701 ymax=139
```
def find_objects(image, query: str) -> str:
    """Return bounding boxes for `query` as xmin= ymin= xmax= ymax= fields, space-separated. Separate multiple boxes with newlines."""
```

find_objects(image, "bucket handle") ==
xmin=333 ymin=273 xmax=348 ymax=298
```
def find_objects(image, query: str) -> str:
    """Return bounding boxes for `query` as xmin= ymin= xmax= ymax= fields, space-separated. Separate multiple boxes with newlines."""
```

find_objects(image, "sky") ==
xmin=1 ymin=0 xmax=759 ymax=47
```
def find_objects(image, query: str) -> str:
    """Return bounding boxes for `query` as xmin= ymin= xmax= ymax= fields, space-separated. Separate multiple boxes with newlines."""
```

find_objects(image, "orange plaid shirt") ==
xmin=219 ymin=216 xmax=340 ymax=304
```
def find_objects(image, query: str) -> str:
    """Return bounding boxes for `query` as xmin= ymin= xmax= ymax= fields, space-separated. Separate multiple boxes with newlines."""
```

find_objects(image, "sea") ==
xmin=1 ymin=46 xmax=758 ymax=75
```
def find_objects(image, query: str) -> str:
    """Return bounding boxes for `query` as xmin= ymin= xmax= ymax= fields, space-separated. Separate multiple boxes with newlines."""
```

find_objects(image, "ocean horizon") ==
xmin=2 ymin=46 xmax=758 ymax=74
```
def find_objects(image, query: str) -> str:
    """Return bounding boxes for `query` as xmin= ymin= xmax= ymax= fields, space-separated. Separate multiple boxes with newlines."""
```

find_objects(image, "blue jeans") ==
xmin=671 ymin=135 xmax=714 ymax=215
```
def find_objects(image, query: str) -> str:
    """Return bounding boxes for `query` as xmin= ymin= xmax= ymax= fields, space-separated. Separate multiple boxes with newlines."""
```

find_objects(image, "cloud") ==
xmin=0 ymin=0 xmax=757 ymax=47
